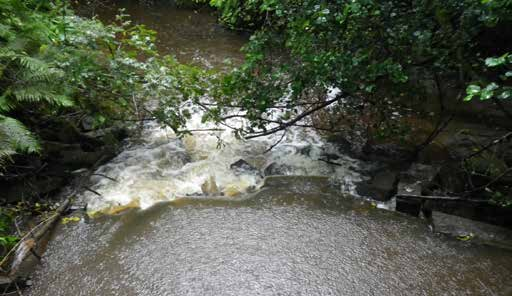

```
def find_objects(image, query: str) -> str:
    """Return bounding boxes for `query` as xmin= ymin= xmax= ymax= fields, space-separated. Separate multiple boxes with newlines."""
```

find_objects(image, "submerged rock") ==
xmin=296 ymin=144 xmax=312 ymax=156
xmin=201 ymin=175 xmax=219 ymax=196
xmin=93 ymin=199 xmax=141 ymax=216
xmin=263 ymin=162 xmax=293 ymax=176
xmin=223 ymin=185 xmax=242 ymax=197
xmin=230 ymin=159 xmax=260 ymax=176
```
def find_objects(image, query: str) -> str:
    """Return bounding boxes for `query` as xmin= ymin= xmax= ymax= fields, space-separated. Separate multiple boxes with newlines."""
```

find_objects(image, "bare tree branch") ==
xmin=263 ymin=130 xmax=287 ymax=153
xmin=462 ymin=132 xmax=512 ymax=161
xmin=244 ymin=92 xmax=345 ymax=139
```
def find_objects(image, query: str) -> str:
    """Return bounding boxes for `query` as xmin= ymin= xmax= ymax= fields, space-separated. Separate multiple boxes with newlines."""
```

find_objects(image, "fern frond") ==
xmin=0 ymin=94 xmax=15 ymax=112
xmin=0 ymin=127 xmax=15 ymax=161
xmin=0 ymin=23 xmax=14 ymax=41
xmin=0 ymin=48 xmax=16 ymax=60
xmin=16 ymin=55 xmax=49 ymax=72
xmin=51 ymin=94 xmax=74 ymax=107
xmin=12 ymin=87 xmax=74 ymax=107
xmin=0 ymin=115 xmax=40 ymax=157
xmin=12 ymin=87 xmax=49 ymax=102
xmin=19 ymin=66 xmax=62 ymax=82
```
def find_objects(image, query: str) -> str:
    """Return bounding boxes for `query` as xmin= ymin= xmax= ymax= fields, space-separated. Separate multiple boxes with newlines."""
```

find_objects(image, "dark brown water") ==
xmin=76 ymin=0 xmax=246 ymax=67
xmin=25 ymin=2 xmax=512 ymax=296
xmin=27 ymin=177 xmax=512 ymax=295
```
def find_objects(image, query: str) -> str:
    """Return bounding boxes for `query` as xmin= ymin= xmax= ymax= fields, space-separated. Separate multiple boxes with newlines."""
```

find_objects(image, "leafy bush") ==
xmin=185 ymin=0 xmax=512 ymax=138
xmin=0 ymin=0 xmax=193 ymax=165
xmin=0 ymin=208 xmax=18 ymax=257
xmin=465 ymin=52 xmax=512 ymax=102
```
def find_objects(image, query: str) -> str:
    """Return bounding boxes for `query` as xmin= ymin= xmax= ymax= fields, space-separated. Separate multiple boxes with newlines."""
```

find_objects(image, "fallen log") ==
xmin=0 ymin=197 xmax=71 ymax=288
xmin=0 ymin=142 xmax=109 ymax=295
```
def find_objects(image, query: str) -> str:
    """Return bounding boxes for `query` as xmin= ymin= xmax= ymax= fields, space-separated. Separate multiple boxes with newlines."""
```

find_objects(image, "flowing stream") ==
xmin=26 ymin=2 xmax=512 ymax=295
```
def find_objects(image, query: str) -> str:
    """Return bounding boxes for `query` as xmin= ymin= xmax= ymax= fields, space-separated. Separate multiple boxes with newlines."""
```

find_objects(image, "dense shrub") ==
xmin=0 ymin=0 xmax=195 ymax=164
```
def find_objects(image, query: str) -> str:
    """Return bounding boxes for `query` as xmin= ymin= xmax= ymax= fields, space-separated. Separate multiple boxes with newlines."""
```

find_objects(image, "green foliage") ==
xmin=0 ymin=208 xmax=18 ymax=256
xmin=151 ymin=56 xmax=214 ymax=134
xmin=490 ymin=191 xmax=512 ymax=207
xmin=0 ymin=0 xmax=193 ymax=165
xmin=0 ymin=115 xmax=40 ymax=162
xmin=190 ymin=0 xmax=512 ymax=136
xmin=465 ymin=52 xmax=512 ymax=101
xmin=209 ymin=0 xmax=268 ymax=29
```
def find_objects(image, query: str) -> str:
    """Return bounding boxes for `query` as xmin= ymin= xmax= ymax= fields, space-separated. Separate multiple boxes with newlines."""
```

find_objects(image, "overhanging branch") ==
xmin=244 ymin=92 xmax=346 ymax=139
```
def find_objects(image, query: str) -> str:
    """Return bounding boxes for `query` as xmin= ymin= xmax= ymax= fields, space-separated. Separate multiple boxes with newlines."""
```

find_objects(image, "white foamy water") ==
xmin=81 ymin=93 xmax=365 ymax=212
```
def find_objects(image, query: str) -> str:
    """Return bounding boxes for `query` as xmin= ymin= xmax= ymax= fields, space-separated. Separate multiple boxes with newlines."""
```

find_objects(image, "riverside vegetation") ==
xmin=0 ymin=0 xmax=203 ymax=259
xmin=1 ymin=0 xmax=512 ymax=279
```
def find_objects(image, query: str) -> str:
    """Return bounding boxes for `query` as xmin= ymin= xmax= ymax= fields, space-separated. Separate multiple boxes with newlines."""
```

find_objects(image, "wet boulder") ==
xmin=417 ymin=142 xmax=450 ymax=164
xmin=296 ymin=144 xmax=312 ymax=156
xmin=356 ymin=169 xmax=399 ymax=201
xmin=395 ymin=163 xmax=440 ymax=217
xmin=327 ymin=135 xmax=353 ymax=154
xmin=361 ymin=143 xmax=414 ymax=163
xmin=201 ymin=175 xmax=219 ymax=196
xmin=81 ymin=115 xmax=96 ymax=131
xmin=230 ymin=159 xmax=260 ymax=176
xmin=2 ymin=176 xmax=66 ymax=204
xmin=263 ymin=162 xmax=294 ymax=176
xmin=223 ymin=185 xmax=242 ymax=197
xmin=320 ymin=152 xmax=340 ymax=161
xmin=436 ymin=163 xmax=467 ymax=193
xmin=60 ymin=150 xmax=109 ymax=170
xmin=397 ymin=164 xmax=440 ymax=195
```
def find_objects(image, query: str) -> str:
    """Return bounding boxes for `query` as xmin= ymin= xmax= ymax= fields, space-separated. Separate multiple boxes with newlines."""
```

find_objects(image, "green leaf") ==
xmin=456 ymin=233 xmax=474 ymax=241
xmin=485 ymin=55 xmax=508 ymax=67
xmin=464 ymin=85 xmax=480 ymax=101
xmin=499 ymin=90 xmax=511 ymax=99
xmin=61 ymin=216 xmax=81 ymax=224
xmin=0 ymin=115 xmax=40 ymax=158
xmin=467 ymin=85 xmax=481 ymax=95
xmin=0 ymin=235 xmax=19 ymax=247
xmin=479 ymin=83 xmax=498 ymax=100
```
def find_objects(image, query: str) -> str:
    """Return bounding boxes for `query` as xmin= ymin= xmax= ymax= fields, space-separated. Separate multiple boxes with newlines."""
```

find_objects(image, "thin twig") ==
xmin=245 ymin=92 xmax=346 ymax=139
xmin=317 ymin=158 xmax=343 ymax=166
xmin=457 ymin=167 xmax=512 ymax=196
xmin=413 ymin=77 xmax=455 ymax=157
xmin=462 ymin=132 xmax=512 ymax=161
xmin=263 ymin=130 xmax=287 ymax=153
xmin=182 ymin=128 xmax=226 ymax=133
xmin=91 ymin=173 xmax=118 ymax=182
xmin=14 ymin=281 xmax=22 ymax=296
xmin=82 ymin=187 xmax=102 ymax=197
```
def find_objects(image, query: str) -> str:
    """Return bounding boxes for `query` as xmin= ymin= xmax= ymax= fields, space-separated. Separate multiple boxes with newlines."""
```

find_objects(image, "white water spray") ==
xmin=82 ymin=90 xmax=365 ymax=212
